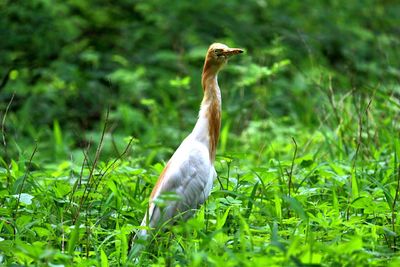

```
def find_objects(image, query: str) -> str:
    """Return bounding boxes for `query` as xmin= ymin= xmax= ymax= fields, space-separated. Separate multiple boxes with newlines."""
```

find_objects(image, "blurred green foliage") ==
xmin=1 ymin=0 xmax=399 ymax=162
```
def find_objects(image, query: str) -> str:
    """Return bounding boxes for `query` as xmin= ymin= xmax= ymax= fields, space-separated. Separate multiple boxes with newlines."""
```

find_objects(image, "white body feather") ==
xmin=139 ymin=84 xmax=219 ymax=236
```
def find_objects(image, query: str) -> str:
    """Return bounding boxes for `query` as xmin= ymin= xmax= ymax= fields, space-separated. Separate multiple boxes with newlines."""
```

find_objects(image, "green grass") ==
xmin=1 ymin=84 xmax=399 ymax=266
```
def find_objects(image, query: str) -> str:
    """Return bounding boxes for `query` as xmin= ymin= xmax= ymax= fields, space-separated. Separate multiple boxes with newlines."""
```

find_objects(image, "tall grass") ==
xmin=1 ymin=77 xmax=399 ymax=266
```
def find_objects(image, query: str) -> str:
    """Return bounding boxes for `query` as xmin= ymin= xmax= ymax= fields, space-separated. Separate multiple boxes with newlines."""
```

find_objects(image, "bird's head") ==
xmin=205 ymin=43 xmax=244 ymax=69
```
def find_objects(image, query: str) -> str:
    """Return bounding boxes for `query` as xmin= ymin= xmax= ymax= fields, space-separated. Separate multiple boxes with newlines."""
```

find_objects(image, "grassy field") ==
xmin=1 ymin=1 xmax=400 ymax=266
xmin=1 ymin=76 xmax=399 ymax=266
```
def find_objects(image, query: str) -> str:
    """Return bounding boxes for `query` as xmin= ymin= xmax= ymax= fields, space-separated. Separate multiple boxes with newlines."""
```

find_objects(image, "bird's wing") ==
xmin=141 ymin=138 xmax=214 ymax=230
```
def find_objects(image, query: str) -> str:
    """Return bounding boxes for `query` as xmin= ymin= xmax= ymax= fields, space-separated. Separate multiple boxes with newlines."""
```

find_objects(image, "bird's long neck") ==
xmin=191 ymin=60 xmax=221 ymax=162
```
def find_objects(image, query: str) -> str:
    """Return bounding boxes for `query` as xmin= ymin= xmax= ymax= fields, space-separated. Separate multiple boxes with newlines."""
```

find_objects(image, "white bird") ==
xmin=139 ymin=43 xmax=243 ymax=238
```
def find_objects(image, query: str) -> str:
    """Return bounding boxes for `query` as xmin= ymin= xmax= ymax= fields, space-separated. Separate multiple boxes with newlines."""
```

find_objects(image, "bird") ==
xmin=138 ymin=43 xmax=243 ymax=239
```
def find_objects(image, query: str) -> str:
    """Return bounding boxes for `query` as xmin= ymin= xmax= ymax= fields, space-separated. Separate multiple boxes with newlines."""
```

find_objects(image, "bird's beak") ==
xmin=223 ymin=48 xmax=244 ymax=57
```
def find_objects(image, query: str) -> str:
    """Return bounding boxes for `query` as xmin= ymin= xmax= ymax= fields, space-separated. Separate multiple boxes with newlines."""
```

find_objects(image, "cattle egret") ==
xmin=139 ymin=43 xmax=243 ymax=238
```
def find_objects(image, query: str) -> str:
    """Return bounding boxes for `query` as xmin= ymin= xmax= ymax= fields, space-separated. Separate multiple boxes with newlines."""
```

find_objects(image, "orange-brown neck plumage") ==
xmin=194 ymin=43 xmax=242 ymax=161
xmin=201 ymin=56 xmax=223 ymax=161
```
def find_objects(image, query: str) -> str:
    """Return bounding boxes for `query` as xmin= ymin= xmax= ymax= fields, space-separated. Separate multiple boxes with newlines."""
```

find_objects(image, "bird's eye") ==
xmin=214 ymin=49 xmax=223 ymax=56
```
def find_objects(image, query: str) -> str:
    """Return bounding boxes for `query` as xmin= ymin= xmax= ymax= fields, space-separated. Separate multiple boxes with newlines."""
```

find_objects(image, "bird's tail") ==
xmin=128 ymin=219 xmax=149 ymax=261
xmin=128 ymin=230 xmax=148 ymax=262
